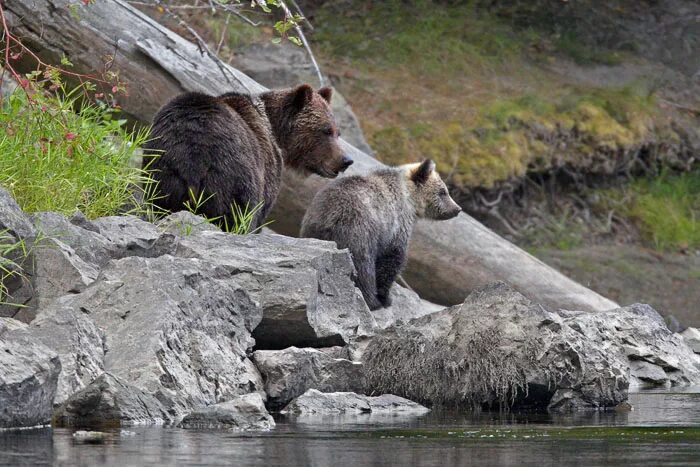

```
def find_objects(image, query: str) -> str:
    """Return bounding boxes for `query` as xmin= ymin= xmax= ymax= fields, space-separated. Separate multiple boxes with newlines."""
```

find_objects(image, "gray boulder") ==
xmin=0 ymin=188 xmax=36 ymax=319
xmin=178 ymin=393 xmax=274 ymax=431
xmin=31 ymin=212 xmax=117 ymax=268
xmin=0 ymin=188 xmax=35 ymax=241
xmin=33 ymin=254 xmax=264 ymax=420
xmin=14 ymin=238 xmax=99 ymax=323
xmin=367 ymin=394 xmax=432 ymax=414
xmin=252 ymin=347 xmax=363 ymax=410
xmin=29 ymin=304 xmax=105 ymax=406
xmin=53 ymin=373 xmax=170 ymax=427
xmin=561 ymin=304 xmax=700 ymax=388
xmin=681 ymin=327 xmax=700 ymax=354
xmin=281 ymin=389 xmax=429 ymax=415
xmin=370 ymin=285 xmax=443 ymax=330
xmin=156 ymin=211 xmax=219 ymax=236
xmin=363 ymin=282 xmax=630 ymax=412
xmin=0 ymin=318 xmax=61 ymax=428
xmin=174 ymin=230 xmax=376 ymax=349
xmin=90 ymin=215 xmax=174 ymax=258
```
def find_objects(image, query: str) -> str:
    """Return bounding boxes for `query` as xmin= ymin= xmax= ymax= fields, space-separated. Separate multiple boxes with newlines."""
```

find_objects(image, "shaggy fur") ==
xmin=300 ymin=160 xmax=461 ymax=310
xmin=143 ymin=84 xmax=352 ymax=229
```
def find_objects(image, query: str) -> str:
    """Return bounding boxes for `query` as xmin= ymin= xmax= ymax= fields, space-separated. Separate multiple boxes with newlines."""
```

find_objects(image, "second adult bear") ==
xmin=300 ymin=160 xmax=461 ymax=310
xmin=143 ymin=85 xmax=353 ymax=230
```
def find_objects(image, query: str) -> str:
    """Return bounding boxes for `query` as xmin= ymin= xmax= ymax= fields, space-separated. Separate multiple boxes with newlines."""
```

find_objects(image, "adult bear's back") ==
xmin=143 ymin=92 xmax=273 ymax=221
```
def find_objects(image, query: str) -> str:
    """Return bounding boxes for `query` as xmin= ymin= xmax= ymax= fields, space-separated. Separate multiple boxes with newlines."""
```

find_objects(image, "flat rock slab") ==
xmin=252 ymin=347 xmax=364 ymax=410
xmin=281 ymin=389 xmax=429 ymax=415
xmin=0 ymin=318 xmax=60 ymax=428
xmin=178 ymin=393 xmax=275 ymax=431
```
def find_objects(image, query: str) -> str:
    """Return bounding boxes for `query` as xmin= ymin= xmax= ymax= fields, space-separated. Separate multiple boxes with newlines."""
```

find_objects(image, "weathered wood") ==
xmin=5 ymin=0 xmax=617 ymax=312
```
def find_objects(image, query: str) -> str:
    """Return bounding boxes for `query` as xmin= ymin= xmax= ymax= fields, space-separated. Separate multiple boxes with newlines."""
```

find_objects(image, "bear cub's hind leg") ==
xmin=354 ymin=251 xmax=382 ymax=311
xmin=375 ymin=247 xmax=407 ymax=308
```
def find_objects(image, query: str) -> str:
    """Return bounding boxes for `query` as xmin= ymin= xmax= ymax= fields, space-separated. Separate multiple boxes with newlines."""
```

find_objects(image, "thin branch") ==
xmin=216 ymin=13 xmax=230 ymax=55
xmin=278 ymin=0 xmax=324 ymax=87
xmin=289 ymin=0 xmax=313 ymax=32
xmin=658 ymin=97 xmax=700 ymax=116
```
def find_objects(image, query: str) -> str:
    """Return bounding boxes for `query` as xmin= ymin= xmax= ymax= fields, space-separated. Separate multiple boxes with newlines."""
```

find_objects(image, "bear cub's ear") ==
xmin=411 ymin=159 xmax=436 ymax=185
xmin=292 ymin=84 xmax=314 ymax=109
xmin=318 ymin=87 xmax=333 ymax=103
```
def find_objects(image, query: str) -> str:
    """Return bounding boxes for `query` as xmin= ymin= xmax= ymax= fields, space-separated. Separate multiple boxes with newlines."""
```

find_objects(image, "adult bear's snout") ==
xmin=339 ymin=155 xmax=354 ymax=171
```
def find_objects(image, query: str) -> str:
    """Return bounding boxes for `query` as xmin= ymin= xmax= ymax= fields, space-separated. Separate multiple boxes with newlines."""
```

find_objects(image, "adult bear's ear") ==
xmin=318 ymin=86 xmax=333 ymax=103
xmin=411 ymin=160 xmax=435 ymax=185
xmin=291 ymin=84 xmax=314 ymax=109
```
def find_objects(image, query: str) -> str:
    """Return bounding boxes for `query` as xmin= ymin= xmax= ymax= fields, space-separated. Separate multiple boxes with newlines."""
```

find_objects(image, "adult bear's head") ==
xmin=263 ymin=84 xmax=353 ymax=178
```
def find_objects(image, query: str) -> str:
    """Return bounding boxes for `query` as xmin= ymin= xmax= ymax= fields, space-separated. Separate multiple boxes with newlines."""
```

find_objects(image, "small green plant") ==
xmin=0 ymin=230 xmax=32 ymax=307
xmin=183 ymin=188 xmax=271 ymax=235
xmin=222 ymin=201 xmax=271 ymax=235
xmin=0 ymin=87 xmax=153 ymax=218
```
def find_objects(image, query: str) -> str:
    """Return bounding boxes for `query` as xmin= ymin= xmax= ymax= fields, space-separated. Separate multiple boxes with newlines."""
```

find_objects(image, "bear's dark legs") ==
xmin=353 ymin=252 xmax=382 ymax=311
xmin=375 ymin=247 xmax=407 ymax=308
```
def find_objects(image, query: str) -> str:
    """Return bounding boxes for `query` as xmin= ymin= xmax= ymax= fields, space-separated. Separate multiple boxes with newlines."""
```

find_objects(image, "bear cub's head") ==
xmin=271 ymin=84 xmax=352 ymax=178
xmin=404 ymin=159 xmax=461 ymax=220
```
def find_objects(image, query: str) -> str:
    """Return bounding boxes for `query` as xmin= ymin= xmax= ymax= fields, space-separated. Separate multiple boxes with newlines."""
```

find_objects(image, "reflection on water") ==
xmin=1 ymin=390 xmax=699 ymax=467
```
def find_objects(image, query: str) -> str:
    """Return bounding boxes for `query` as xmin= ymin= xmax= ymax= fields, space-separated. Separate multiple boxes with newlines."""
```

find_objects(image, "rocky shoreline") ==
xmin=1 ymin=187 xmax=699 ymax=431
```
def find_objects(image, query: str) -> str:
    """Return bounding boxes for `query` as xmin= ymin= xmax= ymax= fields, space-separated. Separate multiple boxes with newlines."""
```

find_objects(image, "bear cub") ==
xmin=143 ymin=84 xmax=352 ymax=230
xmin=301 ymin=160 xmax=461 ymax=310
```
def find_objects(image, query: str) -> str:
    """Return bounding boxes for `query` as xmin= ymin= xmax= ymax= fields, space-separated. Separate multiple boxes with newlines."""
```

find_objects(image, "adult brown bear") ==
xmin=143 ymin=85 xmax=352 ymax=229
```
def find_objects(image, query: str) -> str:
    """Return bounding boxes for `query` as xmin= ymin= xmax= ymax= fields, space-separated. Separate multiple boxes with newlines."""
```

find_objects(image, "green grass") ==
xmin=0 ymin=89 xmax=151 ymax=219
xmin=615 ymin=171 xmax=700 ymax=251
xmin=311 ymin=0 xmax=662 ymax=191
xmin=313 ymin=0 xmax=532 ymax=73
xmin=0 ymin=87 xmax=270 ymax=236
xmin=182 ymin=188 xmax=270 ymax=235
xmin=554 ymin=31 xmax=624 ymax=66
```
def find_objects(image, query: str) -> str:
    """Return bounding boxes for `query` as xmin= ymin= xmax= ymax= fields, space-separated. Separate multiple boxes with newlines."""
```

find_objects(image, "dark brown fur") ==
xmin=143 ymin=85 xmax=352 ymax=229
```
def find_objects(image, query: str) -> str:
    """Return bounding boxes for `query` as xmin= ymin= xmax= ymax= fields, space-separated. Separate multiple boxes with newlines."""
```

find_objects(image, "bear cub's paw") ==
xmin=377 ymin=293 xmax=392 ymax=308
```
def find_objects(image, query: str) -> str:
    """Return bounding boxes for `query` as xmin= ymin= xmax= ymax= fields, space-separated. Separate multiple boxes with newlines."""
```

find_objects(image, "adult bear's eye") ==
xmin=322 ymin=126 xmax=334 ymax=136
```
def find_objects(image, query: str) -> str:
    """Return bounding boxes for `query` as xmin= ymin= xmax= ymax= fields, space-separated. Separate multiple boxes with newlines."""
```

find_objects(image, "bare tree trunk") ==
xmin=4 ymin=0 xmax=617 ymax=312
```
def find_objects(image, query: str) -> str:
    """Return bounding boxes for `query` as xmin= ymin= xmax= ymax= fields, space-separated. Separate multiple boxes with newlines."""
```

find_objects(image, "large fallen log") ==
xmin=4 ymin=0 xmax=617 ymax=311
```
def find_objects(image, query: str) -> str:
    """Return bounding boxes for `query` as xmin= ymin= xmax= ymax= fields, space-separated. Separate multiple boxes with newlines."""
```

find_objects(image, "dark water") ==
xmin=1 ymin=390 xmax=699 ymax=467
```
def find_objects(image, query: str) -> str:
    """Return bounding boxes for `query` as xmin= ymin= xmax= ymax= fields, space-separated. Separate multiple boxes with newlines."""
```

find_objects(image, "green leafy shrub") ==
xmin=0 ymin=88 xmax=150 ymax=218
xmin=617 ymin=171 xmax=700 ymax=251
